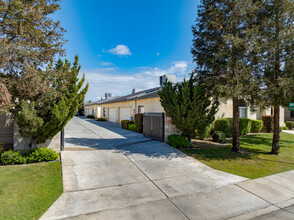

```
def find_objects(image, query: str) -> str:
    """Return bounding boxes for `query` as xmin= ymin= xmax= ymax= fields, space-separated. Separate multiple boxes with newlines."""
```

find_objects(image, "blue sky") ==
xmin=54 ymin=0 xmax=200 ymax=101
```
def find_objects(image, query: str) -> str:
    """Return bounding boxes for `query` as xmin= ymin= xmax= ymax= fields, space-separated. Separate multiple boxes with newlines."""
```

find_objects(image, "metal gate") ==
xmin=143 ymin=113 xmax=164 ymax=142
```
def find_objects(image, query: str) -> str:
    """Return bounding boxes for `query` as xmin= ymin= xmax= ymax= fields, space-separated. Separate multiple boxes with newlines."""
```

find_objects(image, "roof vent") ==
xmin=132 ymin=88 xmax=142 ymax=94
xmin=160 ymin=75 xmax=176 ymax=87
xmin=105 ymin=93 xmax=112 ymax=99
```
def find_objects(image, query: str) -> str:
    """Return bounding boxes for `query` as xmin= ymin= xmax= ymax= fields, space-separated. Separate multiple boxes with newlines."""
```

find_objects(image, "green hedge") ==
xmin=214 ymin=119 xmax=232 ymax=137
xmin=168 ymin=134 xmax=191 ymax=149
xmin=128 ymin=124 xmax=136 ymax=131
xmin=0 ymin=148 xmax=59 ymax=165
xmin=134 ymin=114 xmax=143 ymax=133
xmin=239 ymin=118 xmax=252 ymax=135
xmin=251 ymin=120 xmax=263 ymax=133
xmin=197 ymin=124 xmax=212 ymax=139
xmin=121 ymin=120 xmax=134 ymax=129
xmin=262 ymin=116 xmax=274 ymax=132
xmin=86 ymin=115 xmax=95 ymax=119
xmin=214 ymin=118 xmax=252 ymax=137
xmin=280 ymin=126 xmax=288 ymax=131
xmin=97 ymin=118 xmax=106 ymax=121
xmin=286 ymin=121 xmax=294 ymax=130
xmin=212 ymin=131 xmax=226 ymax=143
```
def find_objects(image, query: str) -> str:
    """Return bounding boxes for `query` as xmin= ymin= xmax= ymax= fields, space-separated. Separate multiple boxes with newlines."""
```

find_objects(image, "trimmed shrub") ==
xmin=280 ymin=126 xmax=288 ymax=131
xmin=168 ymin=134 xmax=191 ymax=149
xmin=212 ymin=131 xmax=226 ymax=143
xmin=197 ymin=124 xmax=212 ymax=139
xmin=239 ymin=118 xmax=252 ymax=135
xmin=97 ymin=118 xmax=106 ymax=121
xmin=0 ymin=150 xmax=27 ymax=165
xmin=214 ymin=119 xmax=231 ymax=137
xmin=262 ymin=116 xmax=274 ymax=132
xmin=128 ymin=124 xmax=136 ymax=131
xmin=286 ymin=121 xmax=294 ymax=130
xmin=121 ymin=120 xmax=134 ymax=129
xmin=251 ymin=120 xmax=263 ymax=133
xmin=134 ymin=114 xmax=143 ymax=133
xmin=86 ymin=114 xmax=95 ymax=119
xmin=0 ymin=148 xmax=59 ymax=165
xmin=27 ymin=148 xmax=59 ymax=163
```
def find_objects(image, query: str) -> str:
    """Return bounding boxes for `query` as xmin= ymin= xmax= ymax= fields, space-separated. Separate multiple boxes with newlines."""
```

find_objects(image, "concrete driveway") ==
xmin=41 ymin=117 xmax=294 ymax=220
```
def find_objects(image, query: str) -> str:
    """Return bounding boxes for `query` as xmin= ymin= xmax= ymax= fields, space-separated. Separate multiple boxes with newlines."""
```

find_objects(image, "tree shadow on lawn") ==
xmin=184 ymin=134 xmax=294 ymax=165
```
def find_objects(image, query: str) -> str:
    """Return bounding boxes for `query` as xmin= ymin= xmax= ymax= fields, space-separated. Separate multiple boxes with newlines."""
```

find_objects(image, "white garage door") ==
xmin=119 ymin=107 xmax=131 ymax=122
xmin=108 ymin=108 xmax=116 ymax=123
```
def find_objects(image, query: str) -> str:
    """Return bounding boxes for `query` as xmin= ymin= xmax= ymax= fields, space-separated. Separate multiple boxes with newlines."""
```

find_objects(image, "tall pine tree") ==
xmin=158 ymin=74 xmax=219 ymax=143
xmin=258 ymin=0 xmax=294 ymax=154
xmin=15 ymin=56 xmax=88 ymax=146
xmin=191 ymin=0 xmax=261 ymax=152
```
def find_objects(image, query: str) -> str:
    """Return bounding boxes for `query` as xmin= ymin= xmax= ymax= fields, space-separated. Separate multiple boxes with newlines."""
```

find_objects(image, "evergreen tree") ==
xmin=158 ymin=74 xmax=219 ymax=143
xmin=191 ymin=0 xmax=261 ymax=152
xmin=0 ymin=0 xmax=65 ymax=101
xmin=258 ymin=0 xmax=294 ymax=154
xmin=15 ymin=56 xmax=88 ymax=146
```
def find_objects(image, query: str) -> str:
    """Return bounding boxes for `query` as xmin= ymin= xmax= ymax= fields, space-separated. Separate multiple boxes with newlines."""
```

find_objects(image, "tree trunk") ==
xmin=271 ymin=106 xmax=280 ymax=154
xmin=232 ymin=98 xmax=240 ymax=152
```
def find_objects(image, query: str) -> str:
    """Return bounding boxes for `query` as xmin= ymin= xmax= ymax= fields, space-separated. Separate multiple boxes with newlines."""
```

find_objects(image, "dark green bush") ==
xmin=128 ymin=124 xmax=136 ymax=131
xmin=197 ymin=124 xmax=212 ymax=139
xmin=134 ymin=114 xmax=143 ymax=133
xmin=121 ymin=120 xmax=134 ymax=129
xmin=214 ymin=118 xmax=234 ymax=137
xmin=1 ymin=150 xmax=27 ymax=165
xmin=27 ymin=148 xmax=59 ymax=163
xmin=97 ymin=118 xmax=106 ymax=121
xmin=286 ymin=121 xmax=294 ymax=130
xmin=1 ymin=148 xmax=59 ymax=165
xmin=262 ymin=116 xmax=274 ymax=132
xmin=212 ymin=131 xmax=226 ymax=143
xmin=87 ymin=115 xmax=95 ymax=119
xmin=280 ymin=126 xmax=288 ymax=131
xmin=251 ymin=120 xmax=263 ymax=133
xmin=239 ymin=118 xmax=252 ymax=135
xmin=168 ymin=134 xmax=191 ymax=149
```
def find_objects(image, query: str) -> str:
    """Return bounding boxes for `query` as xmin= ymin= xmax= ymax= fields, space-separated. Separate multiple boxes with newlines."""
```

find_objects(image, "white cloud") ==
xmin=100 ymin=61 xmax=113 ymax=66
xmin=81 ymin=61 xmax=191 ymax=101
xmin=107 ymin=45 xmax=131 ymax=56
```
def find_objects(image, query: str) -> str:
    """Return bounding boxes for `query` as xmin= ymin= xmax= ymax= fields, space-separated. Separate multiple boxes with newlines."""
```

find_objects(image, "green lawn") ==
xmin=0 ymin=161 xmax=63 ymax=220
xmin=183 ymin=133 xmax=294 ymax=179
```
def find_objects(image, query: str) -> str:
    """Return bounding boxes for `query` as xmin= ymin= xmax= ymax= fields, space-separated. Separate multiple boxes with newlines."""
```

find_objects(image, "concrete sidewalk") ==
xmin=41 ymin=117 xmax=294 ymax=220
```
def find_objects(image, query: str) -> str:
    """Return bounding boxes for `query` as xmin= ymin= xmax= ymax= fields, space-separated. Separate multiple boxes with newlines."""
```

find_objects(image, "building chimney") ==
xmin=132 ymin=88 xmax=142 ymax=94
xmin=105 ymin=93 xmax=112 ymax=99
xmin=160 ymin=75 xmax=176 ymax=87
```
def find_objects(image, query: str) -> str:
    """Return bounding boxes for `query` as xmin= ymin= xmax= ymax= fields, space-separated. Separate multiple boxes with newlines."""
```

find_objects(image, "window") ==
xmin=138 ymin=105 xmax=144 ymax=114
xmin=291 ymin=111 xmax=294 ymax=119
xmin=239 ymin=107 xmax=247 ymax=118
xmin=103 ymin=108 xmax=106 ymax=117
xmin=238 ymin=100 xmax=247 ymax=118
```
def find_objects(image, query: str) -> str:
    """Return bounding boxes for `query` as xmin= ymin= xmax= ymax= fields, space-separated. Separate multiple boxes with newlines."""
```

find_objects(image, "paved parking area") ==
xmin=41 ymin=117 xmax=294 ymax=220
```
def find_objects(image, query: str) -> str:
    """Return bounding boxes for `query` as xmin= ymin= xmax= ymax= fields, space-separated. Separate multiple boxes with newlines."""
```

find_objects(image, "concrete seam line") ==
xmin=63 ymin=180 xmax=150 ymax=193
xmin=120 ymin=149 xmax=191 ymax=220
xmin=56 ymin=198 xmax=171 ymax=220
xmin=73 ymin=118 xmax=191 ymax=219
xmin=263 ymin=177 xmax=294 ymax=193
xmin=235 ymin=184 xmax=275 ymax=206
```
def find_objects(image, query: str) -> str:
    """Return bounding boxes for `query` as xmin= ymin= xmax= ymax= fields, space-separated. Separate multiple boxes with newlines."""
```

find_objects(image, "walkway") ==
xmin=41 ymin=117 xmax=294 ymax=220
